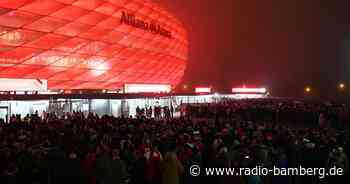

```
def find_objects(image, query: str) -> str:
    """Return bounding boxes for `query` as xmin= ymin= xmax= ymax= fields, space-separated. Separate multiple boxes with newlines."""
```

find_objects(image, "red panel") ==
xmin=23 ymin=65 xmax=65 ymax=79
xmin=138 ymin=5 xmax=152 ymax=16
xmin=70 ymin=70 xmax=105 ymax=81
xmin=0 ymin=45 xmax=15 ymax=53
xmin=48 ymin=80 xmax=84 ymax=89
xmin=0 ymin=0 xmax=34 ymax=9
xmin=129 ymin=27 xmax=147 ymax=37
xmin=0 ymin=26 xmax=15 ymax=36
xmin=0 ymin=0 xmax=188 ymax=90
xmin=73 ymin=0 xmax=104 ymax=10
xmin=95 ymin=2 xmax=118 ymax=15
xmin=24 ymin=33 xmax=69 ymax=49
xmin=97 ymin=44 xmax=124 ymax=57
xmin=124 ymin=1 xmax=143 ymax=11
xmin=55 ymin=0 xmax=77 ymax=5
xmin=48 ymin=67 xmax=86 ymax=80
xmin=54 ymin=22 xmax=92 ymax=37
xmin=32 ymin=66 xmax=66 ymax=77
xmin=19 ymin=0 xmax=66 ymax=15
xmin=108 ymin=0 xmax=128 ymax=7
xmin=51 ymin=5 xmax=89 ymax=21
xmin=117 ymin=34 xmax=139 ymax=48
xmin=0 ymin=47 xmax=40 ymax=64
xmin=24 ymin=16 xmax=69 ymax=33
xmin=100 ymin=30 xmax=125 ymax=44
xmin=0 ymin=29 xmax=45 ymax=46
xmin=53 ymin=37 xmax=88 ymax=53
xmin=23 ymin=50 xmax=68 ymax=65
xmin=0 ymin=10 xmax=41 ymax=28
xmin=78 ymin=27 xmax=112 ymax=41
xmin=0 ymin=64 xmax=43 ymax=78
xmin=0 ymin=7 xmax=12 ymax=16
xmin=76 ymin=11 xmax=107 ymax=26
xmin=96 ymin=17 xmax=121 ymax=29
xmin=75 ymin=41 xmax=108 ymax=55
xmin=115 ymin=24 xmax=134 ymax=34
xmin=50 ymin=53 xmax=91 ymax=68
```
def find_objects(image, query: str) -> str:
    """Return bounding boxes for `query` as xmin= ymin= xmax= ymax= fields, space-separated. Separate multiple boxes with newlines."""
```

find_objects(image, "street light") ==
xmin=305 ymin=86 xmax=311 ymax=93
xmin=339 ymin=83 xmax=345 ymax=89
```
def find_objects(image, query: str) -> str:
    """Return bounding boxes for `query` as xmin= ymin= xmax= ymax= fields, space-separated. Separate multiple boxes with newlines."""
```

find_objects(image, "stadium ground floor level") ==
xmin=0 ymin=93 xmax=267 ymax=123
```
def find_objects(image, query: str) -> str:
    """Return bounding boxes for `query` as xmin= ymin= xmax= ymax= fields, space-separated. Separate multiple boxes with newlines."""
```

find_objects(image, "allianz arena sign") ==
xmin=121 ymin=11 xmax=172 ymax=38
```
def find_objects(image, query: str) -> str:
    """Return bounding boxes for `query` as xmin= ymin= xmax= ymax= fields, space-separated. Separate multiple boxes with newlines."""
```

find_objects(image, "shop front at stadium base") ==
xmin=0 ymin=93 xmax=267 ymax=123
xmin=0 ymin=95 xmax=215 ymax=122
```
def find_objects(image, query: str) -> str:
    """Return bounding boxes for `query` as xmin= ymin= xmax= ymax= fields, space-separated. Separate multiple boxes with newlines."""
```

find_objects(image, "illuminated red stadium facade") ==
xmin=0 ymin=0 xmax=188 ymax=90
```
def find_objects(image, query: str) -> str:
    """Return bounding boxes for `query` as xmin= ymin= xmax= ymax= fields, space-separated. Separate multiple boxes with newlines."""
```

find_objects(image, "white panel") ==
xmin=9 ymin=100 xmax=49 ymax=117
xmin=124 ymin=83 xmax=171 ymax=93
xmin=232 ymin=88 xmax=267 ymax=93
xmin=0 ymin=78 xmax=48 ymax=91
xmin=110 ymin=100 xmax=122 ymax=117
xmin=195 ymin=87 xmax=211 ymax=93
xmin=91 ymin=99 xmax=109 ymax=116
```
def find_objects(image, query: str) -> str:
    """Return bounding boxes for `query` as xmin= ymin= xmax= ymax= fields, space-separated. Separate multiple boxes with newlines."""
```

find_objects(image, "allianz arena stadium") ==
xmin=0 ymin=0 xmax=188 ymax=90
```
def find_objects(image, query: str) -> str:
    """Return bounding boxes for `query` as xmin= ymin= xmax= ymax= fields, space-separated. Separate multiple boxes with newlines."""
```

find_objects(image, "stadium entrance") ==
xmin=0 ymin=87 xmax=268 ymax=122
xmin=0 ymin=106 xmax=8 ymax=123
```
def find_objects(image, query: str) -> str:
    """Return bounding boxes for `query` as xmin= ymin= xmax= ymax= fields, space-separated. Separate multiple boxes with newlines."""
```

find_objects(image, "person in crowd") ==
xmin=161 ymin=149 xmax=184 ymax=184
xmin=0 ymin=99 xmax=349 ymax=184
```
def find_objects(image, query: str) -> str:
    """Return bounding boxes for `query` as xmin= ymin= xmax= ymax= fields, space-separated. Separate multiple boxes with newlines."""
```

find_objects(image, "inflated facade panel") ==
xmin=0 ymin=0 xmax=188 ymax=89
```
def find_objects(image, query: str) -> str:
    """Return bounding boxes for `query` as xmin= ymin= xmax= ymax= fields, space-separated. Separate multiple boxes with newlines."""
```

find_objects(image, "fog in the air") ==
xmin=155 ymin=0 xmax=350 ymax=97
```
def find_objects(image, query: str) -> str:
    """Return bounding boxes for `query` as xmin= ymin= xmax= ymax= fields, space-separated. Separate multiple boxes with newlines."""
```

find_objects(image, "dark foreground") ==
xmin=0 ymin=99 xmax=349 ymax=184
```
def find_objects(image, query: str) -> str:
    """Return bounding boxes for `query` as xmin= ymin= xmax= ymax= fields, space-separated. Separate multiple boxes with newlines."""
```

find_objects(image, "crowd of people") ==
xmin=184 ymin=99 xmax=350 ymax=129
xmin=0 ymin=98 xmax=349 ymax=184
xmin=136 ymin=106 xmax=173 ymax=119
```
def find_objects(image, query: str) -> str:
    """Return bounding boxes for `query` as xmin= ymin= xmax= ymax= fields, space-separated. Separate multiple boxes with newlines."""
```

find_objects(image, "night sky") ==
xmin=156 ymin=0 xmax=350 ymax=97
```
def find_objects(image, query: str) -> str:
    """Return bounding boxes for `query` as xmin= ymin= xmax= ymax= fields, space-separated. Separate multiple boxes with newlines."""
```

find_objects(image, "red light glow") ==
xmin=0 ymin=0 xmax=188 ymax=90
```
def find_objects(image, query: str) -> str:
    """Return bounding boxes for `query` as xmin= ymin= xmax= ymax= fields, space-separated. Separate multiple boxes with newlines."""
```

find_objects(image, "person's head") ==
xmin=333 ymin=147 xmax=344 ymax=155
xmin=218 ymin=144 xmax=228 ymax=154
xmin=68 ymin=152 xmax=77 ymax=160
xmin=112 ymin=148 xmax=120 ymax=159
